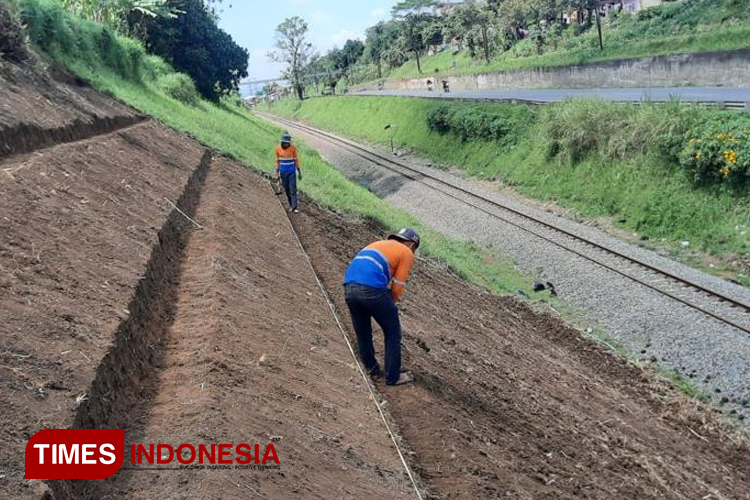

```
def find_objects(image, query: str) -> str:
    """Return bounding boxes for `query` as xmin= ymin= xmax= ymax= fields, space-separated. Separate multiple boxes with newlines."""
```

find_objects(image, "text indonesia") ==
xmin=25 ymin=429 xmax=279 ymax=479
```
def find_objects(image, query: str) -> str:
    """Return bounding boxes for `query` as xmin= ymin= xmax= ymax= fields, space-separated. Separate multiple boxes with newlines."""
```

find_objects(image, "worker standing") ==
xmin=343 ymin=228 xmax=420 ymax=386
xmin=275 ymin=131 xmax=302 ymax=213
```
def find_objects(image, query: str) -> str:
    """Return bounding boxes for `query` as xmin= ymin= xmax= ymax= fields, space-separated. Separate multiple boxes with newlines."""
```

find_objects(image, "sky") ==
xmin=217 ymin=0 xmax=398 ymax=85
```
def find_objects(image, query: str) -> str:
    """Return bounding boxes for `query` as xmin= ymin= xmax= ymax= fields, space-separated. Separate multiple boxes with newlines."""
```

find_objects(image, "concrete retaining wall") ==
xmin=370 ymin=49 xmax=750 ymax=91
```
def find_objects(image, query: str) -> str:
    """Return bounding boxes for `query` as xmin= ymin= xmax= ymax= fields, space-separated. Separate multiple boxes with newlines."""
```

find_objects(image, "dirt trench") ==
xmin=0 ymin=119 xmax=208 ymax=499
xmin=45 ymin=147 xmax=212 ymax=498
xmin=290 ymin=200 xmax=750 ymax=500
xmin=1 ymin=52 xmax=420 ymax=498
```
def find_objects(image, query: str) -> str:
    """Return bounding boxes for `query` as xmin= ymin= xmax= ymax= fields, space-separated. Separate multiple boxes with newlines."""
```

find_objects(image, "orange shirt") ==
xmin=275 ymin=144 xmax=300 ymax=173
xmin=344 ymin=239 xmax=415 ymax=302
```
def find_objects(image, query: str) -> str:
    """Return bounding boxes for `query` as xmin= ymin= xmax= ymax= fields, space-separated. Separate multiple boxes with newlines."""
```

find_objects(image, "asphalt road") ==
xmin=354 ymin=87 xmax=750 ymax=104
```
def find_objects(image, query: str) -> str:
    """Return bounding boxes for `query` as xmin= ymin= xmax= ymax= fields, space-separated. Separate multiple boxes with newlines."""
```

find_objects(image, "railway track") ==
xmin=260 ymin=112 xmax=750 ymax=336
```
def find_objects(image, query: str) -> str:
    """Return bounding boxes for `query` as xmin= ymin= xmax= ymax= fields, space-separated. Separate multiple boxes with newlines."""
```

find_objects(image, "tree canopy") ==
xmin=130 ymin=0 xmax=248 ymax=101
xmin=60 ymin=0 xmax=181 ymax=32
xmin=270 ymin=16 xmax=315 ymax=100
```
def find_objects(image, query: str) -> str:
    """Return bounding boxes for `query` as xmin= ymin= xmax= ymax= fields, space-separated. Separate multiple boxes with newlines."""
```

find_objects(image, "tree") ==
xmin=364 ymin=21 xmax=401 ymax=78
xmin=496 ymin=0 xmax=532 ymax=43
xmin=61 ymin=0 xmax=180 ymax=32
xmin=339 ymin=39 xmax=365 ymax=70
xmin=382 ymin=43 xmax=408 ymax=70
xmin=270 ymin=16 xmax=314 ymax=100
xmin=303 ymin=38 xmax=363 ymax=93
xmin=364 ymin=22 xmax=386 ymax=78
xmin=132 ymin=0 xmax=248 ymax=101
xmin=422 ymin=18 xmax=444 ymax=48
xmin=326 ymin=39 xmax=364 ymax=76
xmin=303 ymin=53 xmax=330 ymax=93
xmin=449 ymin=1 xmax=494 ymax=63
xmin=392 ymin=0 xmax=438 ymax=74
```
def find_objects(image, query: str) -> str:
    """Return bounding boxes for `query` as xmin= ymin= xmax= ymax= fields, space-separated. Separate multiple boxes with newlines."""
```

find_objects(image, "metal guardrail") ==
xmin=342 ymin=91 xmax=750 ymax=110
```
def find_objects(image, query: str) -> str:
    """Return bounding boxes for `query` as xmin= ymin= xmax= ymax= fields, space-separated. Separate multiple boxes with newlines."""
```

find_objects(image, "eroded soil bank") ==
xmin=292 ymin=200 xmax=750 ymax=499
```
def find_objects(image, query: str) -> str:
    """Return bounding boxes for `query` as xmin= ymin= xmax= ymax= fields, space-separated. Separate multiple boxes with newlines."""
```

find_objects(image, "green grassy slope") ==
xmin=384 ymin=0 xmax=750 ymax=81
xmin=6 ymin=0 xmax=542 ymax=301
xmin=264 ymin=96 xmax=750 ymax=284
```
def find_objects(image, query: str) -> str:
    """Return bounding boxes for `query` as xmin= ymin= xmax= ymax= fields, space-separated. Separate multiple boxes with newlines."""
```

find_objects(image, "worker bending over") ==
xmin=343 ymin=228 xmax=420 ymax=385
xmin=275 ymin=131 xmax=302 ymax=213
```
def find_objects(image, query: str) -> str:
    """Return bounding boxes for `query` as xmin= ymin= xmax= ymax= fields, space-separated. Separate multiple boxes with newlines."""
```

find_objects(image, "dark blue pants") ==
xmin=280 ymin=170 xmax=297 ymax=209
xmin=344 ymin=283 xmax=402 ymax=384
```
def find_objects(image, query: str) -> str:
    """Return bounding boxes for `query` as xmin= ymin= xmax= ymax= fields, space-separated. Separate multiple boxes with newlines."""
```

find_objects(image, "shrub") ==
xmin=426 ymin=104 xmax=517 ymax=142
xmin=679 ymin=112 xmax=750 ymax=188
xmin=17 ymin=0 xmax=75 ymax=54
xmin=115 ymin=35 xmax=145 ymax=80
xmin=141 ymin=54 xmax=172 ymax=81
xmin=426 ymin=105 xmax=453 ymax=134
xmin=156 ymin=72 xmax=199 ymax=105
xmin=540 ymin=100 xmax=698 ymax=164
xmin=606 ymin=101 xmax=696 ymax=160
xmin=540 ymin=100 xmax=628 ymax=163
xmin=0 ymin=1 xmax=29 ymax=62
xmin=12 ymin=0 xmax=144 ymax=80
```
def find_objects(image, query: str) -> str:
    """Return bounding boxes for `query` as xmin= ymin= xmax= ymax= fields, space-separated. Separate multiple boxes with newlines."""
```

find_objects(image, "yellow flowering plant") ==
xmin=679 ymin=113 xmax=750 ymax=187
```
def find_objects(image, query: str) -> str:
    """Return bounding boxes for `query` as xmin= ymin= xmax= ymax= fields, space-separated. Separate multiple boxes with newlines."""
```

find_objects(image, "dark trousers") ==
xmin=344 ymin=283 xmax=402 ymax=384
xmin=280 ymin=170 xmax=297 ymax=209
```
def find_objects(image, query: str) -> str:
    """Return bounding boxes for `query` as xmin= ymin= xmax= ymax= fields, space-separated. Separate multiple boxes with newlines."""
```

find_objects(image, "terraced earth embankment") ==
xmin=0 ymin=63 xmax=413 ymax=500
xmin=3 ymin=47 xmax=750 ymax=500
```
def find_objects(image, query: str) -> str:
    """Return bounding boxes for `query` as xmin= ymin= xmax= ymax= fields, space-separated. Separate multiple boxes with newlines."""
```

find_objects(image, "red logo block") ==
xmin=25 ymin=429 xmax=125 ymax=479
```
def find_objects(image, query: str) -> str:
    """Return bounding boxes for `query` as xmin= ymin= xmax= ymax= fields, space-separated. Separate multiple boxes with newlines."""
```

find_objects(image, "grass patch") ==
xmin=155 ymin=72 xmax=200 ymax=106
xmin=263 ymin=96 xmax=750 ymax=268
xmin=654 ymin=366 xmax=711 ymax=403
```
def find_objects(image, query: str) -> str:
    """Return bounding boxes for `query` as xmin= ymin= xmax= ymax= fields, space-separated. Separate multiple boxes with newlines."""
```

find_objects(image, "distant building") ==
xmin=562 ymin=0 xmax=671 ymax=25
xmin=599 ymin=1 xmax=640 ymax=15
xmin=436 ymin=1 xmax=465 ymax=16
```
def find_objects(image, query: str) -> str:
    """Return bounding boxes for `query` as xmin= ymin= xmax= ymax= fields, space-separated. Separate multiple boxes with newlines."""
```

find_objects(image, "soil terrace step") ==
xmin=1 ymin=120 xmax=205 ymax=498
xmin=0 ymin=64 xmax=141 ymax=160
xmin=80 ymin=157 xmax=414 ymax=499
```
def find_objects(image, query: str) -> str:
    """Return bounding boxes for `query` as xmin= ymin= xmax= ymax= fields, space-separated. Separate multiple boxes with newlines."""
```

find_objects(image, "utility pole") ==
xmin=594 ymin=0 xmax=604 ymax=51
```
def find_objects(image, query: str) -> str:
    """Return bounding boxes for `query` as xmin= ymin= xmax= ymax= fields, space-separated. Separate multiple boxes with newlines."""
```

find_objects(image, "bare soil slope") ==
xmin=88 ymin=157 xmax=414 ymax=500
xmin=1 ymin=58 xmax=412 ymax=498
xmin=292 ymin=201 xmax=750 ymax=499
xmin=0 ymin=118 xmax=205 ymax=498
